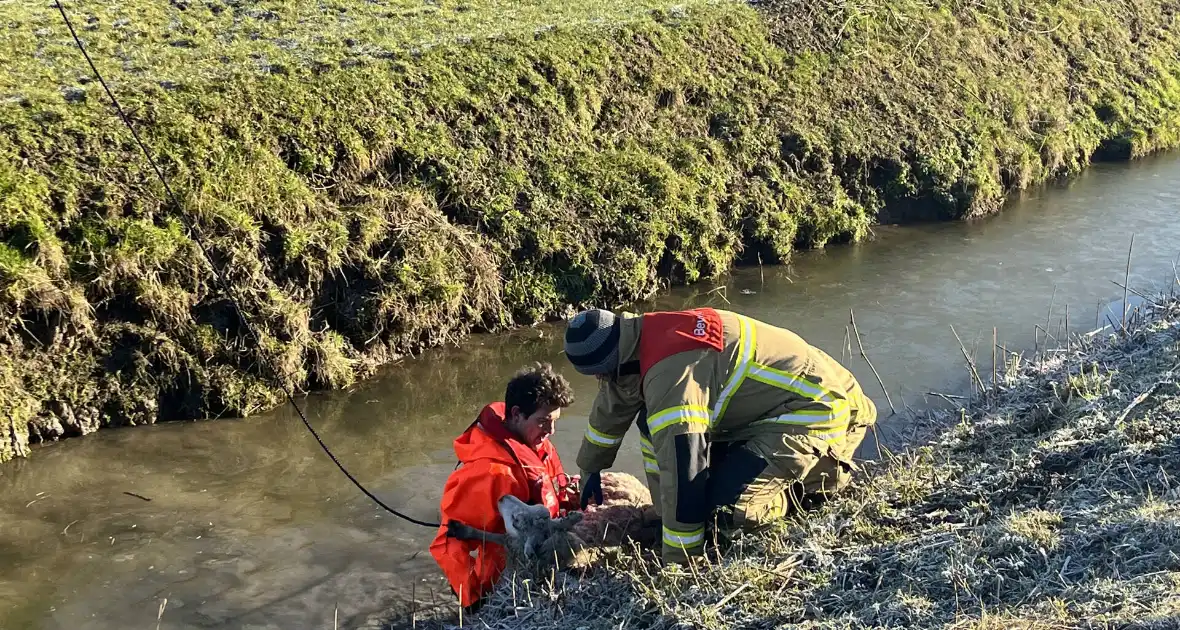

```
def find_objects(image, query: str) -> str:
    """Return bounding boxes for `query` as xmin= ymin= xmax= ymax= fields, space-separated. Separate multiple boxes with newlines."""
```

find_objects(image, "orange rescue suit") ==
xmin=428 ymin=402 xmax=578 ymax=608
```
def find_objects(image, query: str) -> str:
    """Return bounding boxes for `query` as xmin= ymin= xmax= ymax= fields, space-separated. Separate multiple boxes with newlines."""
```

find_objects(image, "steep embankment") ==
xmin=3 ymin=0 xmax=1179 ymax=462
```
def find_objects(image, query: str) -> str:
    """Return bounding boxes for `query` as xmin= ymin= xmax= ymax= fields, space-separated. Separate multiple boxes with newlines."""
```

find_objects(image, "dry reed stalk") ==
xmin=850 ymin=309 xmax=897 ymax=415
xmin=869 ymin=422 xmax=884 ymax=460
xmin=1111 ymin=279 xmax=1159 ymax=306
xmin=926 ymin=391 xmax=968 ymax=400
xmin=1122 ymin=234 xmax=1135 ymax=336
xmin=930 ymin=392 xmax=966 ymax=409
xmin=1065 ymin=304 xmax=1070 ymax=342
xmin=706 ymin=285 xmax=730 ymax=305
xmin=1172 ymin=254 xmax=1179 ymax=297
xmin=950 ymin=324 xmax=986 ymax=394
xmin=1042 ymin=284 xmax=1057 ymax=357
xmin=1034 ymin=324 xmax=1058 ymax=348
xmin=845 ymin=325 xmax=854 ymax=364
xmin=157 ymin=598 xmax=168 ymax=630
xmin=842 ymin=325 xmax=851 ymax=364
xmin=711 ymin=581 xmax=752 ymax=612
xmin=991 ymin=327 xmax=997 ymax=399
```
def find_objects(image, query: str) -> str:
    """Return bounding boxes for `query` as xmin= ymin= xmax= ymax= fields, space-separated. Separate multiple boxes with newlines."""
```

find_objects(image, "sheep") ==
xmin=444 ymin=471 xmax=658 ymax=572
xmin=570 ymin=471 xmax=660 ymax=549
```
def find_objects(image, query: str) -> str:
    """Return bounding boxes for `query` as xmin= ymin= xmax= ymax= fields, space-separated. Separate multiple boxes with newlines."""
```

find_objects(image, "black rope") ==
xmin=52 ymin=0 xmax=440 ymax=529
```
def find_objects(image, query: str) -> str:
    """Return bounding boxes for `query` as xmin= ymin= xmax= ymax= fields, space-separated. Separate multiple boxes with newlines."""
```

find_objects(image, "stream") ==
xmin=2 ymin=152 xmax=1179 ymax=630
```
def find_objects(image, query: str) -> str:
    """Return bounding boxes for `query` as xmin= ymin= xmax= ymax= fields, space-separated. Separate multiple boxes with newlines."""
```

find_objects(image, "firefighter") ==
xmin=565 ymin=307 xmax=877 ymax=564
xmin=429 ymin=362 xmax=581 ymax=610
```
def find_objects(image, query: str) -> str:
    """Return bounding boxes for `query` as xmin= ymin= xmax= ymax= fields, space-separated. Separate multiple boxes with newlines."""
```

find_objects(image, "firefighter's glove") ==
xmin=580 ymin=470 xmax=604 ymax=509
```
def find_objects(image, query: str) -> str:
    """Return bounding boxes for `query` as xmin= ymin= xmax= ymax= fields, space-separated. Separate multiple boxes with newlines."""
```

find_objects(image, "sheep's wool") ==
xmin=570 ymin=472 xmax=659 ymax=548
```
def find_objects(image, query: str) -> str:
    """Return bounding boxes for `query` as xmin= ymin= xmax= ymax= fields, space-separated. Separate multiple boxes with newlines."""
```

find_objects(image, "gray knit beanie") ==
xmin=563 ymin=309 xmax=621 ymax=376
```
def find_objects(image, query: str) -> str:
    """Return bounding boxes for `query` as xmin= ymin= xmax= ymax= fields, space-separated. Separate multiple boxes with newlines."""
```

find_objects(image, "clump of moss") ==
xmin=3 ymin=0 xmax=1180 ymax=460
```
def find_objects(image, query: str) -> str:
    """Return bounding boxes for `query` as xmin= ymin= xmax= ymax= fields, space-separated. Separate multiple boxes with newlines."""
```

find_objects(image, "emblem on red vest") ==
xmin=637 ymin=308 xmax=726 ymax=378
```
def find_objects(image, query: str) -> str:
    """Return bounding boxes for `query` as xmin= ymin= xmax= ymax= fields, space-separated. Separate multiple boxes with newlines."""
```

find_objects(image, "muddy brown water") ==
xmin=2 ymin=153 xmax=1179 ymax=630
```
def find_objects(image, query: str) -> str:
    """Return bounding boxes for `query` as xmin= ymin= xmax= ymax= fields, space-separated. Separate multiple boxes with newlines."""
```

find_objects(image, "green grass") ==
xmin=3 ymin=0 xmax=1180 ymax=461
xmin=3 ymin=0 xmax=720 ymax=98
xmin=402 ymin=297 xmax=1180 ymax=630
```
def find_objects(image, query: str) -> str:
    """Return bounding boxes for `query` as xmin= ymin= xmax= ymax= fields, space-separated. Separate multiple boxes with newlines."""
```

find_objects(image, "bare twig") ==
xmin=706 ymin=285 xmax=730 ymax=306
xmin=1111 ymin=280 xmax=1159 ymax=306
xmin=842 ymin=325 xmax=851 ymax=365
xmin=869 ymin=422 xmax=884 ymax=461
xmin=1123 ymin=234 xmax=1135 ymax=336
xmin=157 ymin=598 xmax=168 ymax=630
xmin=850 ymin=309 xmax=897 ymax=415
xmin=711 ymin=581 xmax=752 ymax=612
xmin=1065 ymin=304 xmax=1070 ymax=342
xmin=926 ymin=392 xmax=969 ymax=400
xmin=25 ymin=494 xmax=49 ymax=508
xmin=1116 ymin=378 xmax=1173 ymax=424
xmin=930 ymin=392 xmax=966 ymax=409
xmin=991 ymin=327 xmax=997 ymax=398
xmin=994 ymin=344 xmax=1019 ymax=358
xmin=1035 ymin=325 xmax=1058 ymax=348
xmin=845 ymin=325 xmax=854 ymax=364
xmin=1045 ymin=284 xmax=1057 ymax=355
xmin=950 ymin=324 xmax=986 ymax=394
xmin=1171 ymin=253 xmax=1179 ymax=297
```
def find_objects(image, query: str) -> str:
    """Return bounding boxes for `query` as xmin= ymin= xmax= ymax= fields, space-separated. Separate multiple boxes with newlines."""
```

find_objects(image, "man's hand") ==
xmin=579 ymin=470 xmax=603 ymax=509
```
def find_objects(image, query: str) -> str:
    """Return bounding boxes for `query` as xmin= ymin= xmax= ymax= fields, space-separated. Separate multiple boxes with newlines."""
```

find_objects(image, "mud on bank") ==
xmin=3 ymin=0 xmax=1180 ymax=461
xmin=395 ymin=296 xmax=1180 ymax=630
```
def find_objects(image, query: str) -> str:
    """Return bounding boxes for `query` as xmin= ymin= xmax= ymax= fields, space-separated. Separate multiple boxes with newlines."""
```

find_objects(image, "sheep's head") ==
xmin=495 ymin=495 xmax=585 ymax=560
xmin=497 ymin=495 xmax=552 ymax=539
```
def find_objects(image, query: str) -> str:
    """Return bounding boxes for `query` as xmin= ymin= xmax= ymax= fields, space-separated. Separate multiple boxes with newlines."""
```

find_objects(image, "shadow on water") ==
xmin=2 ymin=152 xmax=1179 ymax=629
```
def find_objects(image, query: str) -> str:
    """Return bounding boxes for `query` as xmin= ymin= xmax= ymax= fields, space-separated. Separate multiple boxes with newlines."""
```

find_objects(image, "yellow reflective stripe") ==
xmin=648 ymin=405 xmax=711 ymax=436
xmin=712 ymin=314 xmax=756 ymax=425
xmin=810 ymin=428 xmax=848 ymax=444
xmin=662 ymin=526 xmax=705 ymax=549
xmin=584 ymin=426 xmax=623 ymax=448
xmin=751 ymin=403 xmax=852 ymax=432
xmin=640 ymin=435 xmax=660 ymax=473
xmin=747 ymin=362 xmax=838 ymax=403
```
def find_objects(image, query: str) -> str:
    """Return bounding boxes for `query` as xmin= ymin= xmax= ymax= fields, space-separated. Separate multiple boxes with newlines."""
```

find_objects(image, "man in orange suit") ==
xmin=429 ymin=362 xmax=581 ymax=611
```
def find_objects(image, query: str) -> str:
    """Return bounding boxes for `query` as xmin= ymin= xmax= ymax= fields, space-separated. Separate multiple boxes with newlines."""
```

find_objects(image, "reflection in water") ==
xmin=2 ymin=153 xmax=1179 ymax=629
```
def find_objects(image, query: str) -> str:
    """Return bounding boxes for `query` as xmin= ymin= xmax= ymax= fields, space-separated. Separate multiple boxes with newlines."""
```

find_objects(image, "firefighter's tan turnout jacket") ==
xmin=574 ymin=308 xmax=874 ymax=563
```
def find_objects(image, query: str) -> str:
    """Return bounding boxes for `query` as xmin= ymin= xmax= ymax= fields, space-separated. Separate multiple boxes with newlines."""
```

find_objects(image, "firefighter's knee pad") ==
xmin=730 ymin=478 xmax=793 ymax=530
xmin=800 ymin=449 xmax=857 ymax=496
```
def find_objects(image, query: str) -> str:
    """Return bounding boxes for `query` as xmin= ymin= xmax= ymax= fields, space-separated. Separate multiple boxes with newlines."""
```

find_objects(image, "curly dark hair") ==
xmin=504 ymin=362 xmax=575 ymax=417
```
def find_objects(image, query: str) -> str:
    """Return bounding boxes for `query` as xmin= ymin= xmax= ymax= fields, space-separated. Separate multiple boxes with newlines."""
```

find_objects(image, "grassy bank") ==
xmin=3 ymin=0 xmax=1180 ymax=462
xmin=402 ymin=295 xmax=1180 ymax=629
